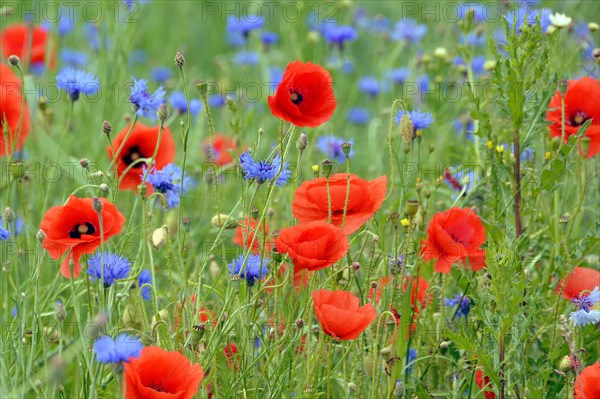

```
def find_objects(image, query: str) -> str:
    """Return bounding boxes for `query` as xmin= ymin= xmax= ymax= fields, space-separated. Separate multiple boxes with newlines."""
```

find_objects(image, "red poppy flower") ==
xmin=312 ymin=289 xmax=377 ymax=341
xmin=275 ymin=221 xmax=349 ymax=273
xmin=1 ymin=24 xmax=55 ymax=68
xmin=421 ymin=207 xmax=487 ymax=273
xmin=575 ymin=362 xmax=600 ymax=399
xmin=204 ymin=133 xmax=237 ymax=166
xmin=123 ymin=346 xmax=204 ymax=399
xmin=547 ymin=77 xmax=600 ymax=158
xmin=369 ymin=275 xmax=430 ymax=310
xmin=223 ymin=343 xmax=239 ymax=370
xmin=232 ymin=217 xmax=272 ymax=253
xmin=292 ymin=173 xmax=387 ymax=235
xmin=267 ymin=60 xmax=337 ymax=128
xmin=555 ymin=267 xmax=600 ymax=301
xmin=475 ymin=369 xmax=496 ymax=399
xmin=40 ymin=195 xmax=126 ymax=278
xmin=0 ymin=63 xmax=30 ymax=157
xmin=107 ymin=123 xmax=176 ymax=190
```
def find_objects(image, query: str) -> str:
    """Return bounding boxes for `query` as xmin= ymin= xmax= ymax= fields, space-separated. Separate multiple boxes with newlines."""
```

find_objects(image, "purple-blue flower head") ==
xmin=570 ymin=287 xmax=600 ymax=326
xmin=56 ymin=67 xmax=100 ymax=102
xmin=94 ymin=334 xmax=142 ymax=363
xmin=445 ymin=294 xmax=471 ymax=317
xmin=226 ymin=15 xmax=264 ymax=38
xmin=209 ymin=94 xmax=226 ymax=108
xmin=239 ymin=152 xmax=290 ymax=186
xmin=60 ymin=49 xmax=87 ymax=68
xmin=358 ymin=76 xmax=384 ymax=97
xmin=347 ymin=107 xmax=371 ymax=125
xmin=87 ymin=252 xmax=131 ymax=287
xmin=138 ymin=269 xmax=152 ymax=300
xmin=261 ymin=31 xmax=279 ymax=46
xmin=228 ymin=254 xmax=269 ymax=286
xmin=387 ymin=68 xmax=410 ymax=85
xmin=459 ymin=4 xmax=487 ymax=23
xmin=391 ymin=19 xmax=427 ymax=43
xmin=233 ymin=51 xmax=259 ymax=66
xmin=395 ymin=109 xmax=434 ymax=131
xmin=460 ymin=32 xmax=485 ymax=47
xmin=169 ymin=92 xmax=202 ymax=116
xmin=316 ymin=136 xmax=355 ymax=163
xmin=0 ymin=226 xmax=9 ymax=241
xmin=151 ymin=67 xmax=172 ymax=84
xmin=129 ymin=77 xmax=166 ymax=121
xmin=143 ymin=164 xmax=191 ymax=208
xmin=323 ymin=24 xmax=358 ymax=49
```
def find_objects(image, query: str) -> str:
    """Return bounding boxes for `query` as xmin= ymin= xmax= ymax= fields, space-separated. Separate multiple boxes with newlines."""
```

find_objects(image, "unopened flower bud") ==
xmin=211 ymin=214 xmax=238 ymax=229
xmin=79 ymin=158 xmax=89 ymax=169
xmin=558 ymin=355 xmax=572 ymax=372
xmin=322 ymin=160 xmax=333 ymax=178
xmin=102 ymin=121 xmax=112 ymax=135
xmin=483 ymin=60 xmax=496 ymax=71
xmin=400 ymin=113 xmax=414 ymax=143
xmin=296 ymin=132 xmax=308 ymax=152
xmin=36 ymin=229 xmax=46 ymax=242
xmin=99 ymin=183 xmax=109 ymax=193
xmin=588 ymin=22 xmax=599 ymax=32
xmin=158 ymin=103 xmax=168 ymax=122
xmin=558 ymin=79 xmax=568 ymax=96
xmin=92 ymin=197 xmax=103 ymax=212
xmin=152 ymin=226 xmax=168 ymax=249
xmin=341 ymin=142 xmax=352 ymax=158
xmin=38 ymin=96 xmax=47 ymax=111
xmin=54 ymin=300 xmax=66 ymax=323
xmin=4 ymin=207 xmax=15 ymax=223
xmin=351 ymin=261 xmax=360 ymax=271
xmin=439 ymin=340 xmax=451 ymax=349
xmin=592 ymin=48 xmax=600 ymax=60
xmin=390 ymin=212 xmax=400 ymax=228
xmin=175 ymin=51 xmax=185 ymax=68
xmin=272 ymin=248 xmax=282 ymax=262
xmin=10 ymin=161 xmax=25 ymax=179
xmin=405 ymin=200 xmax=419 ymax=216
xmin=8 ymin=55 xmax=19 ymax=66
xmin=196 ymin=81 xmax=208 ymax=96
xmin=295 ymin=318 xmax=304 ymax=329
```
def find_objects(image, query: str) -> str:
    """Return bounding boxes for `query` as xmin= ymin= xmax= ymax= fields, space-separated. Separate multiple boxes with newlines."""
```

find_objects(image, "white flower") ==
xmin=549 ymin=13 xmax=572 ymax=28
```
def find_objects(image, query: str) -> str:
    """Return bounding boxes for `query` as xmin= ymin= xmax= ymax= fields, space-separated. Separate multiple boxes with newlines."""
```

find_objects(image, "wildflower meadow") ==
xmin=1 ymin=0 xmax=600 ymax=398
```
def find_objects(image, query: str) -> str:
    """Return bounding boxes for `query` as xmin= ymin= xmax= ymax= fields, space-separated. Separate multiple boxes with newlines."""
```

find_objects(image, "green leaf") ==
xmin=540 ymin=159 xmax=566 ymax=191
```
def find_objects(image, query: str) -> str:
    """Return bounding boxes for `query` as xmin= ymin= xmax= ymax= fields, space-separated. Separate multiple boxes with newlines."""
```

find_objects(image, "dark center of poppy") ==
xmin=148 ymin=380 xmax=168 ymax=393
xmin=289 ymin=89 xmax=303 ymax=105
xmin=571 ymin=111 xmax=589 ymax=126
xmin=123 ymin=146 xmax=145 ymax=168
xmin=68 ymin=222 xmax=96 ymax=239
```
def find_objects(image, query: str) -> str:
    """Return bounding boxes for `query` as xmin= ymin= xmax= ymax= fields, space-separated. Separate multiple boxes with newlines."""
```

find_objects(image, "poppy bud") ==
xmin=415 ymin=178 xmax=422 ymax=192
xmin=36 ymin=230 xmax=46 ymax=242
xmin=589 ymin=22 xmax=599 ymax=32
xmin=321 ymin=160 xmax=333 ymax=178
xmin=405 ymin=200 xmax=419 ymax=216
xmin=151 ymin=309 xmax=170 ymax=330
xmin=296 ymin=132 xmax=308 ymax=152
xmin=295 ymin=318 xmax=304 ymax=329
xmin=92 ymin=197 xmax=103 ymax=212
xmin=99 ymin=184 xmax=109 ymax=193
xmin=4 ymin=207 xmax=15 ymax=223
xmin=351 ymin=261 xmax=361 ymax=271
xmin=347 ymin=382 xmax=357 ymax=393
xmin=175 ymin=51 xmax=185 ymax=68
xmin=8 ymin=55 xmax=19 ymax=66
xmin=558 ymin=355 xmax=572 ymax=372
xmin=439 ymin=340 xmax=451 ymax=349
xmin=152 ymin=226 xmax=168 ymax=249
xmin=102 ymin=121 xmax=112 ymax=135
xmin=341 ymin=142 xmax=352 ymax=158
xmin=370 ymin=281 xmax=378 ymax=289
xmin=79 ymin=158 xmax=89 ymax=169
xmin=196 ymin=81 xmax=208 ymax=96
xmin=399 ymin=113 xmax=414 ymax=143
xmin=211 ymin=214 xmax=238 ymax=229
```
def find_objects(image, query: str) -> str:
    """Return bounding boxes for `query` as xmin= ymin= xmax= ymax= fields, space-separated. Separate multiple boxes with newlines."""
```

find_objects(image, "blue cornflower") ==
xmin=143 ymin=164 xmax=191 ymax=208
xmin=570 ymin=287 xmax=600 ymax=326
xmin=445 ymin=294 xmax=471 ymax=317
xmin=387 ymin=68 xmax=410 ymax=85
xmin=233 ymin=50 xmax=259 ymax=66
xmin=57 ymin=14 xmax=75 ymax=37
xmin=358 ymin=76 xmax=385 ymax=97
xmin=407 ymin=349 xmax=417 ymax=375
xmin=93 ymin=334 xmax=142 ymax=363
xmin=151 ymin=67 xmax=172 ymax=83
xmin=471 ymin=55 xmax=486 ymax=76
xmin=342 ymin=60 xmax=354 ymax=75
xmin=322 ymin=24 xmax=358 ymax=49
xmin=169 ymin=92 xmax=202 ymax=116
xmin=228 ymin=254 xmax=269 ymax=286
xmin=347 ymin=107 xmax=371 ymax=125
xmin=395 ymin=110 xmax=434 ymax=131
xmin=417 ymin=74 xmax=429 ymax=93
xmin=316 ymin=136 xmax=354 ymax=163
xmin=85 ymin=23 xmax=100 ymax=51
xmin=261 ymin=31 xmax=279 ymax=46
xmin=226 ymin=15 xmax=264 ymax=39
xmin=239 ymin=152 xmax=290 ymax=186
xmin=460 ymin=32 xmax=485 ymax=47
xmin=391 ymin=19 xmax=427 ymax=43
xmin=56 ymin=67 xmax=100 ymax=102
xmin=87 ymin=252 xmax=131 ymax=287
xmin=11 ymin=307 xmax=18 ymax=318
xmin=0 ymin=226 xmax=9 ymax=241
xmin=60 ymin=49 xmax=87 ymax=68
xmin=505 ymin=7 xmax=552 ymax=33
xmin=138 ymin=269 xmax=152 ymax=300
xmin=388 ymin=254 xmax=405 ymax=274
xmin=129 ymin=77 xmax=166 ymax=121
xmin=209 ymin=94 xmax=226 ymax=108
